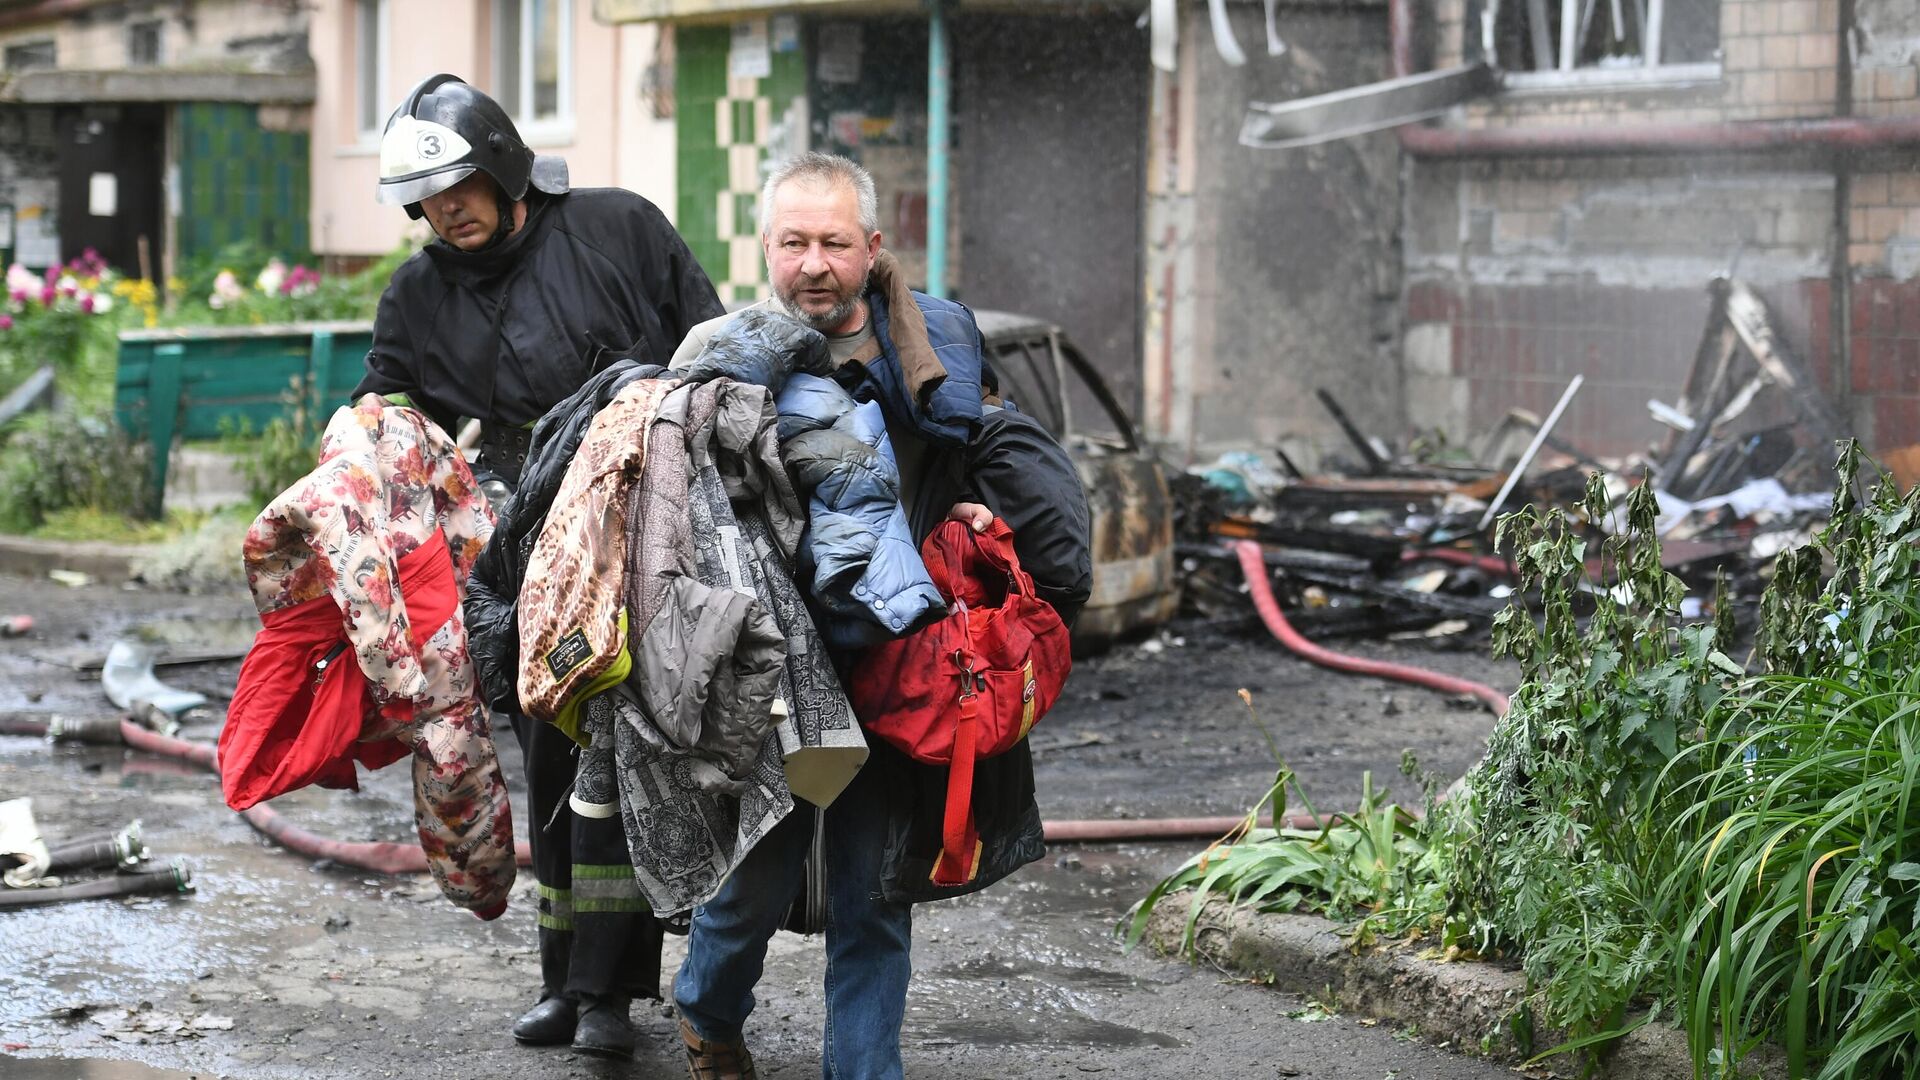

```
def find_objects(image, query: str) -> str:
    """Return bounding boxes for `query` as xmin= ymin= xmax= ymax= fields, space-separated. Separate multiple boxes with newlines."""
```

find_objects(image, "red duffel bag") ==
xmin=848 ymin=517 xmax=1071 ymax=886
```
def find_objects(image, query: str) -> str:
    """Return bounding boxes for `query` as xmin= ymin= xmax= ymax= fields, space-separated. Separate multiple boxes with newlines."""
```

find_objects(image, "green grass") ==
xmin=23 ymin=504 xmax=250 ymax=544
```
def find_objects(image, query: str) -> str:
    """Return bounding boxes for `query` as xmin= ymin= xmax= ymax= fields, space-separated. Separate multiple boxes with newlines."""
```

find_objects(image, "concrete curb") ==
xmin=1139 ymin=895 xmax=1784 ymax=1079
xmin=0 ymin=535 xmax=148 ymax=583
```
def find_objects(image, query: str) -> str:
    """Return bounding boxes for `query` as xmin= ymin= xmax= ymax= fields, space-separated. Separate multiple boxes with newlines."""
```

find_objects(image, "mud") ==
xmin=1 ymin=573 xmax=1516 ymax=1079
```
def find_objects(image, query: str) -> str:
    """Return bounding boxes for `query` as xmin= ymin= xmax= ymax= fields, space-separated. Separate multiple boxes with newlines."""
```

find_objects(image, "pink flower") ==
xmin=79 ymin=295 xmax=94 ymax=313
xmin=5 ymin=264 xmax=38 ymax=295
xmin=39 ymin=287 xmax=55 ymax=305
xmin=7 ymin=288 xmax=23 ymax=304
xmin=0 ymin=315 xmax=12 ymax=331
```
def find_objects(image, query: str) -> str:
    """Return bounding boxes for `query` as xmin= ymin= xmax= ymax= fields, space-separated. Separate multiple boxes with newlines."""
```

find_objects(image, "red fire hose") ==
xmin=1401 ymin=547 xmax=1516 ymax=577
xmin=101 ymin=553 xmax=1507 ymax=854
xmin=1043 ymin=813 xmax=1329 ymax=842
xmin=116 ymin=718 xmax=533 ymax=874
xmin=1047 ymin=549 xmax=1510 ymax=843
xmin=1238 ymin=541 xmax=1510 ymax=716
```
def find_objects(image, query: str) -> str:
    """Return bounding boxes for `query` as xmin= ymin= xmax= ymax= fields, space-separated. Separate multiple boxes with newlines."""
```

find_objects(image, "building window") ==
xmin=495 ymin=0 xmax=572 ymax=130
xmin=3 ymin=39 xmax=56 ymax=72
xmin=1487 ymin=0 xmax=1718 ymax=79
xmin=127 ymin=20 xmax=163 ymax=67
xmin=356 ymin=0 xmax=390 ymax=136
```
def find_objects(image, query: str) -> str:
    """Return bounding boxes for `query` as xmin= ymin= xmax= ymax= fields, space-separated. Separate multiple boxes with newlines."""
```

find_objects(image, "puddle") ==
xmin=936 ymin=955 xmax=1149 ymax=992
xmin=0 ymin=1057 xmax=213 ymax=1080
xmin=907 ymin=1013 xmax=1183 ymax=1049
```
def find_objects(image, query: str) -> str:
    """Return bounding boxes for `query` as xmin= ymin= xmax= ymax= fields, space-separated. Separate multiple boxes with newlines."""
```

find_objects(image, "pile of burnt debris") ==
xmin=1174 ymin=276 xmax=1916 ymax=644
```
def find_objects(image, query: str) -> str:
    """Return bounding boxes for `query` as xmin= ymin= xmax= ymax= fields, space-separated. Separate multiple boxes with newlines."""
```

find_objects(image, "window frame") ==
xmin=355 ymin=0 xmax=391 ymax=141
xmin=3 ymin=39 xmax=57 ymax=73
xmin=1485 ymin=0 xmax=1722 ymax=92
xmin=494 ymin=0 xmax=575 ymax=143
xmin=126 ymin=20 xmax=164 ymax=68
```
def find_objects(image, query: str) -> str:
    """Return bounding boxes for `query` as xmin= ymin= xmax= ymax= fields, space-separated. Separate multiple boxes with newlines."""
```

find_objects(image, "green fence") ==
xmin=114 ymin=322 xmax=372 ymax=512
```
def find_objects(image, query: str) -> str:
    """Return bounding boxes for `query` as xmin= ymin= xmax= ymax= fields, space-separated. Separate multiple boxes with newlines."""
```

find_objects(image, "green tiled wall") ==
xmin=176 ymin=103 xmax=311 ymax=263
xmin=676 ymin=22 xmax=807 ymax=303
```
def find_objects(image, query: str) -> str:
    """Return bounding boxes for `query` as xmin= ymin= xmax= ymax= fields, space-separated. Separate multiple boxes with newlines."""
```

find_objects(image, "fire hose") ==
xmin=14 ymin=564 xmax=1509 ymax=855
xmin=1239 ymin=540 xmax=1510 ymax=716
xmin=115 ymin=719 xmax=534 ymax=874
xmin=1043 ymin=544 xmax=1509 ymax=844
xmin=0 ymin=862 xmax=194 ymax=909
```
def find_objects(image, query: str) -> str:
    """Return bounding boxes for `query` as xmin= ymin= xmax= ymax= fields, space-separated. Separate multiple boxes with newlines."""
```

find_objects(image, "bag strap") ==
xmin=931 ymin=646 xmax=984 ymax=887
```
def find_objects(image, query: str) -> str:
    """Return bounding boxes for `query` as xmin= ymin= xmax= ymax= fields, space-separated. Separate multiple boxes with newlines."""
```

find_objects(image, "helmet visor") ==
xmin=376 ymin=165 xmax=476 ymax=208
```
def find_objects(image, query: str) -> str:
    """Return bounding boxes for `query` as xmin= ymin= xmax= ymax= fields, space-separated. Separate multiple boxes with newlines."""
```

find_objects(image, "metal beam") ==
xmin=926 ymin=0 xmax=951 ymax=297
xmin=0 ymin=69 xmax=316 ymax=105
xmin=1239 ymin=62 xmax=1496 ymax=150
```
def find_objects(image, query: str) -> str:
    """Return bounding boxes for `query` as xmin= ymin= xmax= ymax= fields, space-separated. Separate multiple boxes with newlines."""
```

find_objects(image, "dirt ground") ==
xmin=0 ymin=571 xmax=1519 ymax=1079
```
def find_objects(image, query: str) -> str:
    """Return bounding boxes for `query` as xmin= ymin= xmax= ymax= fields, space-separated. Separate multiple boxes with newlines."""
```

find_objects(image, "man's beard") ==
xmin=775 ymin=268 xmax=868 ymax=331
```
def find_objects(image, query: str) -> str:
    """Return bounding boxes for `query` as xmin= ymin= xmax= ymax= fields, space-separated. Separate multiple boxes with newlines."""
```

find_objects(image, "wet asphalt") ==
xmin=0 ymin=573 xmax=1517 ymax=1079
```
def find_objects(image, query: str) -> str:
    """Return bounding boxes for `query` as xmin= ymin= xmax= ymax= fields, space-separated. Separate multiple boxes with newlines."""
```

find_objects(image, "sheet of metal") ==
xmin=1239 ymin=63 xmax=1497 ymax=150
xmin=1477 ymin=374 xmax=1584 ymax=533
xmin=1206 ymin=0 xmax=1248 ymax=65
xmin=1150 ymin=0 xmax=1178 ymax=72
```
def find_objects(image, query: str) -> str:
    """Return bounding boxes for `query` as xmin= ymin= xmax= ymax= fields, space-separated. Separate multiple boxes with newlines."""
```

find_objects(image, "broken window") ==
xmin=3 ymin=40 xmax=55 ymax=72
xmin=126 ymin=21 xmax=163 ymax=67
xmin=495 ymin=0 xmax=572 ymax=129
xmin=1481 ymin=0 xmax=1719 ymax=74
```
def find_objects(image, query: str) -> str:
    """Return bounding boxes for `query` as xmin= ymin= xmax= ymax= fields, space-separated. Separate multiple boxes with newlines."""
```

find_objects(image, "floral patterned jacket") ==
xmin=241 ymin=396 xmax=514 ymax=914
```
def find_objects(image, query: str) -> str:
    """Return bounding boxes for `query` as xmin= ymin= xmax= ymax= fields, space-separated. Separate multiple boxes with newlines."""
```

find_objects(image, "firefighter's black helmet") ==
xmin=377 ymin=74 xmax=543 ymax=219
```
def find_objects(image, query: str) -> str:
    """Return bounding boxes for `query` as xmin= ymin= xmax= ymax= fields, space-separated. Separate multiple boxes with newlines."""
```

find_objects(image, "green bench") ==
xmin=115 ymin=322 xmax=373 ymax=514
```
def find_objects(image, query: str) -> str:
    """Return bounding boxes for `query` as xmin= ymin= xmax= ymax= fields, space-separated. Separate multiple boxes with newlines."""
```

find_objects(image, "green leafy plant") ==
xmin=219 ymin=377 xmax=322 ymax=506
xmin=1660 ymin=444 xmax=1920 ymax=1079
xmin=2 ymin=254 xmax=135 ymax=409
xmin=0 ymin=406 xmax=154 ymax=532
xmin=1439 ymin=475 xmax=1741 ymax=1046
xmin=1131 ymin=445 xmax=1920 ymax=1077
xmin=161 ymin=244 xmax=413 ymax=328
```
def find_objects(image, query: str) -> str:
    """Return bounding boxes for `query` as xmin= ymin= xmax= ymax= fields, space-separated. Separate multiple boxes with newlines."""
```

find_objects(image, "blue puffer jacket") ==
xmin=776 ymin=373 xmax=946 ymax=649
xmin=671 ymin=307 xmax=943 ymax=649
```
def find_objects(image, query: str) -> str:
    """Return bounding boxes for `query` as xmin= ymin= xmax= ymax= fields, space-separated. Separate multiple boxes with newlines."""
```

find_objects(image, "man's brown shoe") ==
xmin=680 ymin=1017 xmax=757 ymax=1080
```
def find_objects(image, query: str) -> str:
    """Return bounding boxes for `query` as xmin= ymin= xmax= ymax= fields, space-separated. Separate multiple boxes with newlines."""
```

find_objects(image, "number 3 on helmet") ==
xmin=374 ymin=73 xmax=569 ymax=221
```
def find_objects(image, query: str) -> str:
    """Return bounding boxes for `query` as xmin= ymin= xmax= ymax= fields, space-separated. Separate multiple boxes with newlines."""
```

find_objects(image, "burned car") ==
xmin=972 ymin=310 xmax=1177 ymax=646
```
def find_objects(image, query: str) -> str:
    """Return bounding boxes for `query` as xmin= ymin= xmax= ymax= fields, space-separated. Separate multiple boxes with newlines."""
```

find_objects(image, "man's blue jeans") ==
xmin=675 ymin=759 xmax=912 ymax=1080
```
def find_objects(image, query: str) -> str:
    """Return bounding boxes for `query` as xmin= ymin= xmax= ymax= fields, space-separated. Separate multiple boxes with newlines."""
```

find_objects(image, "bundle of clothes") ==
xmin=466 ymin=309 xmax=963 ymax=915
xmin=226 ymin=398 xmax=515 ymax=918
xmin=226 ymin=295 xmax=1088 ymax=920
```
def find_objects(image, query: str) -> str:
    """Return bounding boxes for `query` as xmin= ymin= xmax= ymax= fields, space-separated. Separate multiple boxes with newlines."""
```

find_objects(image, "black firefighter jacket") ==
xmin=352 ymin=187 xmax=724 ymax=439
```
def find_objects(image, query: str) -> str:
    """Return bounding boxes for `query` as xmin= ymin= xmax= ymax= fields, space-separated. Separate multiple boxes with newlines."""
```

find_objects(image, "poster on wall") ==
xmin=816 ymin=27 xmax=863 ymax=85
xmin=89 ymin=172 xmax=118 ymax=218
xmin=771 ymin=14 xmax=800 ymax=53
xmin=14 ymin=206 xmax=59 ymax=268
xmin=729 ymin=20 xmax=771 ymax=80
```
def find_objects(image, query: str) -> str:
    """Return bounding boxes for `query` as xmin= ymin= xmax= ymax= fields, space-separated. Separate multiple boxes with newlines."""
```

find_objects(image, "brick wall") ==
xmin=1403 ymin=0 xmax=1920 ymax=458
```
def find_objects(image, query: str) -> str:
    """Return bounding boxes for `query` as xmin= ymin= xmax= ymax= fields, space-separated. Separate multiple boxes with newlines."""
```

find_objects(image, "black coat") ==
xmin=353 ymin=188 xmax=723 ymax=436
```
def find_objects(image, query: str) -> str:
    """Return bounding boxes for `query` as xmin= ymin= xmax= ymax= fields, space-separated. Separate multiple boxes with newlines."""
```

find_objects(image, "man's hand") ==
xmin=947 ymin=502 xmax=992 ymax=533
